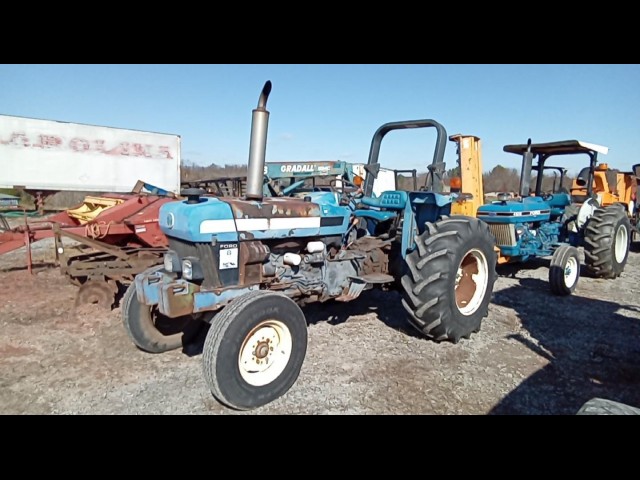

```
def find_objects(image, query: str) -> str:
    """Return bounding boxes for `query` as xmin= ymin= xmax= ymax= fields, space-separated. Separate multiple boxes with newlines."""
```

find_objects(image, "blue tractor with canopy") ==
xmin=477 ymin=139 xmax=631 ymax=295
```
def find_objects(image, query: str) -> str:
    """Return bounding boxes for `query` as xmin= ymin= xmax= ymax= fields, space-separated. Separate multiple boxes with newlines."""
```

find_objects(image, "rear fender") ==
xmin=401 ymin=192 xmax=453 ymax=257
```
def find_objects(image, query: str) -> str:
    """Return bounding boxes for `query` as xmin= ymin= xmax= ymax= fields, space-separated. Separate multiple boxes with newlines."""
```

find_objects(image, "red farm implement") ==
xmin=0 ymin=187 xmax=174 ymax=307
xmin=0 ymin=179 xmax=248 ymax=307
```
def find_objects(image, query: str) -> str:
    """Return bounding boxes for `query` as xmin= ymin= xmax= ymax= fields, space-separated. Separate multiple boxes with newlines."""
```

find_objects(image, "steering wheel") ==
xmin=328 ymin=178 xmax=363 ymax=208
xmin=329 ymin=178 xmax=361 ymax=195
xmin=541 ymin=193 xmax=554 ymax=202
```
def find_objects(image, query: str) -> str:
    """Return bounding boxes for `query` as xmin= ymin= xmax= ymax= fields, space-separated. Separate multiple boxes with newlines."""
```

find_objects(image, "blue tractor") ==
xmin=478 ymin=139 xmax=631 ymax=295
xmin=123 ymin=81 xmax=497 ymax=410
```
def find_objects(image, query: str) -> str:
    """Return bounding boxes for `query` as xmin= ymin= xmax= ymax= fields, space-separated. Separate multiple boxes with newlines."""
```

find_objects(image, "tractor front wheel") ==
xmin=202 ymin=290 xmax=308 ymax=410
xmin=549 ymin=245 xmax=580 ymax=295
xmin=401 ymin=216 xmax=497 ymax=343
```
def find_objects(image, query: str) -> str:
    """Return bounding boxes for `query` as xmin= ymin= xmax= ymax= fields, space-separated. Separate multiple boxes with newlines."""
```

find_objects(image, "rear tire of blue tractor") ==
xmin=583 ymin=205 xmax=631 ymax=279
xmin=401 ymin=216 xmax=497 ymax=343
xmin=549 ymin=245 xmax=581 ymax=296
xmin=577 ymin=397 xmax=640 ymax=415
xmin=202 ymin=290 xmax=308 ymax=410
xmin=122 ymin=276 xmax=203 ymax=354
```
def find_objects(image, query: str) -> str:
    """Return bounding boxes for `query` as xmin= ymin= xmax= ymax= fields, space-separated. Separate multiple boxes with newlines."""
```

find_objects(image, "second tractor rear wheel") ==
xmin=401 ymin=216 xmax=497 ymax=343
xmin=583 ymin=205 xmax=631 ymax=278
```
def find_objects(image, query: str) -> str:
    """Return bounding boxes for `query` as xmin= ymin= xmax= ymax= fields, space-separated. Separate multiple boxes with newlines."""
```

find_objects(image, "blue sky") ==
xmin=1 ymin=64 xmax=639 ymax=174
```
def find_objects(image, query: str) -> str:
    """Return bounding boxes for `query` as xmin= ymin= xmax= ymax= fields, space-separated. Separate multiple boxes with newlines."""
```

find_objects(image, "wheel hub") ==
xmin=238 ymin=320 xmax=293 ymax=387
xmin=563 ymin=254 xmax=579 ymax=289
xmin=455 ymin=249 xmax=489 ymax=316
xmin=456 ymin=255 xmax=479 ymax=308
xmin=254 ymin=340 xmax=272 ymax=360
xmin=614 ymin=224 xmax=628 ymax=264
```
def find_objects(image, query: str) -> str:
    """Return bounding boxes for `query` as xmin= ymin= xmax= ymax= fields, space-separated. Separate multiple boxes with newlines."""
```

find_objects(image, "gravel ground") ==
xmin=1 ymin=235 xmax=640 ymax=415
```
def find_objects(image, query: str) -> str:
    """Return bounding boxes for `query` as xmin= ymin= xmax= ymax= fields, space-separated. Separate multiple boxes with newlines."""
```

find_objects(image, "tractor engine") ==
xmin=239 ymin=235 xmax=388 ymax=303
xmin=477 ymin=196 xmax=561 ymax=261
xmin=512 ymin=221 xmax=562 ymax=258
xmin=152 ymin=189 xmax=390 ymax=317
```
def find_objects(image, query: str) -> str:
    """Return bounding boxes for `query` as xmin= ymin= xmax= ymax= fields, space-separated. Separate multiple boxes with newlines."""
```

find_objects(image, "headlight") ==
xmin=182 ymin=259 xmax=193 ymax=279
xmin=182 ymin=256 xmax=204 ymax=281
xmin=163 ymin=250 xmax=181 ymax=273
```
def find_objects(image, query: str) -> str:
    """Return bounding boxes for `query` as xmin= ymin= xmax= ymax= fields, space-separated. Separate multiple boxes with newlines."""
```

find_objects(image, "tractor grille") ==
xmin=168 ymin=237 xmax=220 ymax=288
xmin=487 ymin=224 xmax=517 ymax=247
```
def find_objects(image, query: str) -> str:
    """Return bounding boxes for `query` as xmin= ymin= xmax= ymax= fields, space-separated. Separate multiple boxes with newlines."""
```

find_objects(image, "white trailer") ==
xmin=351 ymin=163 xmax=404 ymax=197
xmin=0 ymin=114 xmax=181 ymax=194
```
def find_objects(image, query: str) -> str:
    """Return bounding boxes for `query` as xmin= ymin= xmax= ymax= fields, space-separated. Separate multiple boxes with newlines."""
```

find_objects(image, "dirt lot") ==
xmin=2 ymin=235 xmax=640 ymax=415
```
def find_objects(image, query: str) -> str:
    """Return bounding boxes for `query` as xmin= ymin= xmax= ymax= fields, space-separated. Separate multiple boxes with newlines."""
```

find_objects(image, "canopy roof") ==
xmin=504 ymin=140 xmax=608 ymax=156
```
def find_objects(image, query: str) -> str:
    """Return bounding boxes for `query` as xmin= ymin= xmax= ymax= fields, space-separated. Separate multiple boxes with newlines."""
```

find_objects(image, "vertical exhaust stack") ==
xmin=245 ymin=81 xmax=272 ymax=201
xmin=519 ymin=138 xmax=533 ymax=198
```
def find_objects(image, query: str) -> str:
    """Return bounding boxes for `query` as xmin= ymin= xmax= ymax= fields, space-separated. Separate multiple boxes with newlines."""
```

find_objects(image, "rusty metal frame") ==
xmin=0 ymin=214 xmax=9 ymax=231
xmin=54 ymin=224 xmax=165 ymax=283
xmin=181 ymin=177 xmax=247 ymax=198
xmin=1 ymin=193 xmax=171 ymax=276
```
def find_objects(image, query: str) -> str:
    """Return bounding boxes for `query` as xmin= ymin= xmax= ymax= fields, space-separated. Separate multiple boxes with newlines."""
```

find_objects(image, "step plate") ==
xmin=350 ymin=273 xmax=394 ymax=284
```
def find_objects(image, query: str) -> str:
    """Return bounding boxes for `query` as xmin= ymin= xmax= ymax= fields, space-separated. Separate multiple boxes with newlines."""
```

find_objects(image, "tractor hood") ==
xmin=159 ymin=194 xmax=349 ymax=243
xmin=160 ymin=197 xmax=238 ymax=243
xmin=477 ymin=196 xmax=552 ymax=223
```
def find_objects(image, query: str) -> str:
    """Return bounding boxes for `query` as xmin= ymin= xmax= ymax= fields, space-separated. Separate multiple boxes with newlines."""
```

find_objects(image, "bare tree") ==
xmin=483 ymin=165 xmax=520 ymax=193
xmin=181 ymin=161 xmax=247 ymax=182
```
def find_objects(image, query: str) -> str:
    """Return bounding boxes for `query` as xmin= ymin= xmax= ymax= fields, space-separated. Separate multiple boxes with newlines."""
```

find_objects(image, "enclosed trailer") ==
xmin=0 ymin=114 xmax=181 ymax=194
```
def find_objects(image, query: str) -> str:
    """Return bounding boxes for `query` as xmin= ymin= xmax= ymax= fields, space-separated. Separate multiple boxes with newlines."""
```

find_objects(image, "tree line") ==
xmin=479 ymin=165 xmax=574 ymax=194
xmin=3 ymin=161 xmax=575 ymax=211
xmin=181 ymin=161 xmax=574 ymax=195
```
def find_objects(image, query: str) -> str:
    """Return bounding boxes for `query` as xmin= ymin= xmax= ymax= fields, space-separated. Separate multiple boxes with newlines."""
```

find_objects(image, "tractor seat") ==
xmin=360 ymin=191 xmax=408 ymax=210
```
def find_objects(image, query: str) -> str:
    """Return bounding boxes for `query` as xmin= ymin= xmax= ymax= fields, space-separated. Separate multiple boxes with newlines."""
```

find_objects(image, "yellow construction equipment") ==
xmin=570 ymin=163 xmax=637 ymax=215
xmin=570 ymin=162 xmax=639 ymax=240
xmin=448 ymin=135 xmax=508 ymax=262
xmin=449 ymin=134 xmax=484 ymax=217
xmin=66 ymin=196 xmax=125 ymax=224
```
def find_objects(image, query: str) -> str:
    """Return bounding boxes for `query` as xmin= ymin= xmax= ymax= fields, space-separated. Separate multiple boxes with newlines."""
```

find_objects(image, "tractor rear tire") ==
xmin=401 ymin=216 xmax=497 ymax=343
xmin=583 ymin=205 xmax=631 ymax=278
xmin=549 ymin=245 xmax=580 ymax=295
xmin=577 ymin=397 xmax=640 ymax=415
xmin=122 ymin=279 xmax=202 ymax=354
xmin=202 ymin=290 xmax=308 ymax=410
